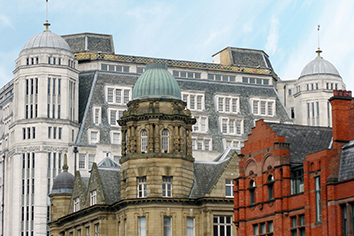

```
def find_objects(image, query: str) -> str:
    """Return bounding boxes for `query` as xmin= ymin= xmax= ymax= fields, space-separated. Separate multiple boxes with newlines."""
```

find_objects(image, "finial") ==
xmin=63 ymin=153 xmax=68 ymax=172
xmin=316 ymin=25 xmax=322 ymax=57
xmin=43 ymin=0 xmax=50 ymax=31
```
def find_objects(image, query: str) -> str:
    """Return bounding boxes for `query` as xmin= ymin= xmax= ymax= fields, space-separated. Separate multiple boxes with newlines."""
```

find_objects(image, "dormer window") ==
xmin=141 ymin=130 xmax=148 ymax=153
xmin=90 ymin=190 xmax=97 ymax=206
xmin=73 ymin=197 xmax=80 ymax=212
xmin=161 ymin=129 xmax=169 ymax=153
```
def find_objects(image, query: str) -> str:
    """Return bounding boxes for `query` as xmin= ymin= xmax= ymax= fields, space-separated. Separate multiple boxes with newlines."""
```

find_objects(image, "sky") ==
xmin=0 ymin=0 xmax=354 ymax=91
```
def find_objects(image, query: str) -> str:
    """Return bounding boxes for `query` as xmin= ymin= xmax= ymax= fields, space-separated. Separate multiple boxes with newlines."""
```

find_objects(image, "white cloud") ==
xmin=265 ymin=16 xmax=279 ymax=55
xmin=0 ymin=14 xmax=13 ymax=28
xmin=243 ymin=19 xmax=253 ymax=34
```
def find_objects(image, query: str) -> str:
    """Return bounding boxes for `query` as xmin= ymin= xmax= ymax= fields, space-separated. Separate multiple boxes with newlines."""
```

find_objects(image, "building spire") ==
xmin=316 ymin=25 xmax=322 ymax=57
xmin=43 ymin=0 xmax=51 ymax=31
xmin=63 ymin=154 xmax=68 ymax=172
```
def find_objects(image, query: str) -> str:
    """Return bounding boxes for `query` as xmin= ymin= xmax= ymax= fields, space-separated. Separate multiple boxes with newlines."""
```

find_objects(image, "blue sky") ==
xmin=1 ymin=0 xmax=354 ymax=91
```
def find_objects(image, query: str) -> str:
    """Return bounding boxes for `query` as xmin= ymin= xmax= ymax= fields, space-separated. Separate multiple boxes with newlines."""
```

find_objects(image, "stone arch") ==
xmin=261 ymin=153 xmax=275 ymax=172
xmin=243 ymin=158 xmax=257 ymax=177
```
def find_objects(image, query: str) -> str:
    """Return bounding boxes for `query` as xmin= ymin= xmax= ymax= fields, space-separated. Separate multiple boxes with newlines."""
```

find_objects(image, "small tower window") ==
xmin=268 ymin=175 xmax=274 ymax=200
xmin=141 ymin=130 xmax=148 ymax=153
xmin=250 ymin=180 xmax=256 ymax=205
xmin=161 ymin=129 xmax=169 ymax=153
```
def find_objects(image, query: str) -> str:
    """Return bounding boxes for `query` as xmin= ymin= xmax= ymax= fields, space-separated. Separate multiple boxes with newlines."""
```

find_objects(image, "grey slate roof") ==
xmin=267 ymin=123 xmax=333 ymax=164
xmin=230 ymin=48 xmax=274 ymax=71
xmin=189 ymin=149 xmax=235 ymax=198
xmin=76 ymin=70 xmax=290 ymax=153
xmin=62 ymin=33 xmax=115 ymax=54
xmin=81 ymin=176 xmax=90 ymax=195
xmin=338 ymin=141 xmax=354 ymax=181
xmin=97 ymin=169 xmax=121 ymax=205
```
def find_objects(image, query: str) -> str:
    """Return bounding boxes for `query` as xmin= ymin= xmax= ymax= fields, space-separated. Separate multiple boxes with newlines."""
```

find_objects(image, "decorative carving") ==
xmin=42 ymin=146 xmax=68 ymax=153
xmin=18 ymin=146 xmax=41 ymax=153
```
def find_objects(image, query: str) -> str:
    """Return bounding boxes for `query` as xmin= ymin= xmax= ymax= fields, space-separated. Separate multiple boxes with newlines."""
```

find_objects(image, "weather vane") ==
xmin=44 ymin=0 xmax=51 ymax=30
xmin=316 ymin=25 xmax=322 ymax=57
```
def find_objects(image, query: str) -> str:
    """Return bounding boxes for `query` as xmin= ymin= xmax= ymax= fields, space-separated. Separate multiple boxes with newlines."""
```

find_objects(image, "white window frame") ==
xmin=162 ymin=176 xmax=172 ymax=197
xmin=141 ymin=130 xmax=148 ymax=153
xmin=111 ymin=131 xmax=121 ymax=145
xmin=108 ymin=108 xmax=125 ymax=126
xmin=105 ymin=85 xmax=132 ymax=105
xmin=223 ymin=139 xmax=243 ymax=149
xmin=186 ymin=217 xmax=195 ymax=236
xmin=191 ymin=137 xmax=212 ymax=151
xmin=74 ymin=197 xmax=80 ymax=212
xmin=215 ymin=95 xmax=240 ymax=114
xmin=90 ymin=190 xmax=97 ymax=206
xmin=163 ymin=216 xmax=172 ymax=236
xmin=138 ymin=216 xmax=146 ymax=236
xmin=161 ymin=129 xmax=169 ymax=153
xmin=193 ymin=116 xmax=209 ymax=133
xmin=250 ymin=98 xmax=276 ymax=117
xmin=213 ymin=215 xmax=232 ymax=236
xmin=89 ymin=130 xmax=99 ymax=144
xmin=219 ymin=117 xmax=243 ymax=135
xmin=137 ymin=177 xmax=147 ymax=198
xmin=92 ymin=106 xmax=101 ymax=125
xmin=79 ymin=154 xmax=86 ymax=169
xmin=181 ymin=91 xmax=205 ymax=111
xmin=225 ymin=179 xmax=234 ymax=198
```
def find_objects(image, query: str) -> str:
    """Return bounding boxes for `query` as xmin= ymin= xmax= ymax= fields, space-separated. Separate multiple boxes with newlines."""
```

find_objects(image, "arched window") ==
xmin=268 ymin=175 xmax=274 ymax=200
xmin=250 ymin=180 xmax=256 ymax=205
xmin=141 ymin=130 xmax=147 ymax=153
xmin=161 ymin=129 xmax=169 ymax=153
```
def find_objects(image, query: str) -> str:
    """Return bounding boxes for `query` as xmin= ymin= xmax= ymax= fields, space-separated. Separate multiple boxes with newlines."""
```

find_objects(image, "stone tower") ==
xmin=118 ymin=63 xmax=196 ymax=200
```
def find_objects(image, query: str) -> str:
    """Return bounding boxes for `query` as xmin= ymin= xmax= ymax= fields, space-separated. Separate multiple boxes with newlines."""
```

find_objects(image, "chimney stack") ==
xmin=329 ymin=90 xmax=353 ymax=149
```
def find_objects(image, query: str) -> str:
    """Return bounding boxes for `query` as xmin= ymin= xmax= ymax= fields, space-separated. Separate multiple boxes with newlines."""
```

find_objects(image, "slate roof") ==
xmin=189 ymin=149 xmax=235 ymax=198
xmin=338 ymin=141 xmax=354 ymax=181
xmin=62 ymin=33 xmax=115 ymax=54
xmin=76 ymin=70 xmax=290 ymax=154
xmin=267 ymin=123 xmax=333 ymax=164
xmin=80 ymin=176 xmax=90 ymax=195
xmin=97 ymin=169 xmax=121 ymax=205
xmin=230 ymin=48 xmax=274 ymax=71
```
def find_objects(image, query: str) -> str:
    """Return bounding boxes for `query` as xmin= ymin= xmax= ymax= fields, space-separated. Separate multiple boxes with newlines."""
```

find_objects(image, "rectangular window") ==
xmin=213 ymin=216 xmax=232 ymax=236
xmin=162 ymin=176 xmax=172 ymax=197
xmin=74 ymin=198 xmax=80 ymax=212
xmin=236 ymin=120 xmax=242 ymax=135
xmin=53 ymin=127 xmax=57 ymax=139
xmin=94 ymin=108 xmax=100 ymax=124
xmin=225 ymin=98 xmax=230 ymax=112
xmin=268 ymin=102 xmax=274 ymax=116
xmin=232 ymin=98 xmax=237 ymax=113
xmin=91 ymin=131 xmax=98 ymax=144
xmin=90 ymin=190 xmax=97 ymax=206
xmin=315 ymin=176 xmax=321 ymax=222
xmin=86 ymin=226 xmax=90 ymax=236
xmin=204 ymin=139 xmax=210 ymax=151
xmin=115 ymin=89 xmax=122 ymax=104
xmin=48 ymin=127 xmax=51 ymax=138
xmin=88 ymin=154 xmax=95 ymax=169
xmin=218 ymin=97 xmax=224 ymax=111
xmin=27 ymin=127 xmax=31 ymax=139
xmin=225 ymin=179 xmax=233 ymax=197
xmin=201 ymin=117 xmax=206 ymax=132
xmin=137 ymin=177 xmax=146 ymax=198
xmin=186 ymin=217 xmax=195 ymax=236
xmin=58 ymin=127 xmax=62 ymax=140
xmin=107 ymin=88 xmax=114 ymax=102
xmin=253 ymin=101 xmax=259 ymax=114
xmin=112 ymin=132 xmax=120 ymax=145
xmin=164 ymin=216 xmax=172 ymax=236
xmin=123 ymin=90 xmax=130 ymax=104
xmin=222 ymin=119 xmax=228 ymax=133
xmin=190 ymin=95 xmax=195 ymax=109
xmin=291 ymin=167 xmax=304 ymax=195
xmin=23 ymin=128 xmax=26 ymax=140
xmin=138 ymin=217 xmax=146 ymax=236
xmin=79 ymin=154 xmax=85 ymax=169
xmin=260 ymin=101 xmax=266 ymax=115
xmin=110 ymin=110 xmax=117 ymax=125
xmin=197 ymin=95 xmax=202 ymax=110
xmin=229 ymin=119 xmax=234 ymax=133
xmin=197 ymin=140 xmax=202 ymax=150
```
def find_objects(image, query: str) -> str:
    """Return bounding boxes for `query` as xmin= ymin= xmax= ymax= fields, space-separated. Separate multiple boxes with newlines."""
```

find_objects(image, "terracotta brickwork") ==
xmin=234 ymin=90 xmax=354 ymax=236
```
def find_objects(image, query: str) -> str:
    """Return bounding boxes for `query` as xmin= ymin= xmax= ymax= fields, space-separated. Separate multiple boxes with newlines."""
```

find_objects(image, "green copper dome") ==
xmin=132 ymin=63 xmax=181 ymax=100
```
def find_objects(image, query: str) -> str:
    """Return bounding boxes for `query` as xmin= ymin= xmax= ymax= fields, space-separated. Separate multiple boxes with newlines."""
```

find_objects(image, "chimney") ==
xmin=349 ymin=99 xmax=354 ymax=140
xmin=329 ymin=90 xmax=353 ymax=149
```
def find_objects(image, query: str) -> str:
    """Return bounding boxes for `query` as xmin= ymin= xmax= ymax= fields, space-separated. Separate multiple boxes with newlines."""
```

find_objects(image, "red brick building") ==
xmin=234 ymin=90 xmax=354 ymax=236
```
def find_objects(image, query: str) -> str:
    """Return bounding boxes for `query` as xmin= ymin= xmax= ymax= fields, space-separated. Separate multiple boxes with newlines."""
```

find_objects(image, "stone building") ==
xmin=234 ymin=90 xmax=354 ymax=236
xmin=49 ymin=63 xmax=239 ymax=236
xmin=0 ymin=21 xmax=345 ymax=235
xmin=277 ymin=49 xmax=346 ymax=127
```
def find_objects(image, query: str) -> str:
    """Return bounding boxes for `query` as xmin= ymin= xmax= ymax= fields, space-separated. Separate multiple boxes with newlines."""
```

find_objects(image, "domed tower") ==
xmin=5 ymin=22 xmax=79 ymax=236
xmin=49 ymin=154 xmax=74 ymax=221
xmin=292 ymin=49 xmax=345 ymax=127
xmin=118 ymin=63 xmax=196 ymax=199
